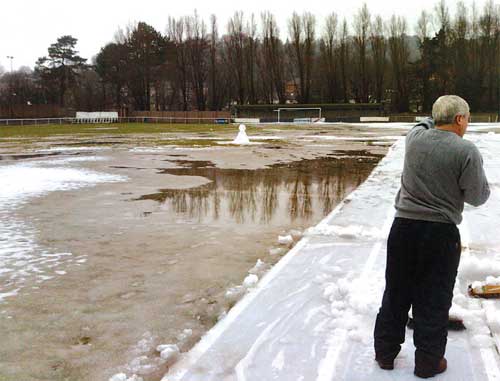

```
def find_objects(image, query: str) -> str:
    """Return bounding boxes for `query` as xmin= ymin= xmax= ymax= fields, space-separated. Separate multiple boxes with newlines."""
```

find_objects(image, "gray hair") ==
xmin=432 ymin=95 xmax=470 ymax=126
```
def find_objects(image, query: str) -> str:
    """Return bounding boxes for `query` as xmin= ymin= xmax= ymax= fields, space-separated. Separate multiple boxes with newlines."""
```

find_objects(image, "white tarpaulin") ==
xmin=75 ymin=112 xmax=118 ymax=123
xmin=163 ymin=131 xmax=500 ymax=381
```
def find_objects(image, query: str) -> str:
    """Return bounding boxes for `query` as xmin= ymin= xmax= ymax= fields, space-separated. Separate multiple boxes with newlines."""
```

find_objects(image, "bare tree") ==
xmin=208 ymin=15 xmax=222 ymax=110
xmin=415 ymin=10 xmax=433 ymax=111
xmin=167 ymin=17 xmax=190 ymax=110
xmin=288 ymin=12 xmax=316 ymax=103
xmin=388 ymin=15 xmax=410 ymax=112
xmin=320 ymin=12 xmax=339 ymax=102
xmin=434 ymin=0 xmax=453 ymax=94
xmin=261 ymin=11 xmax=286 ymax=103
xmin=479 ymin=0 xmax=500 ymax=110
xmin=185 ymin=11 xmax=209 ymax=110
xmin=452 ymin=2 xmax=469 ymax=97
xmin=370 ymin=15 xmax=386 ymax=103
xmin=245 ymin=14 xmax=258 ymax=104
xmin=226 ymin=12 xmax=247 ymax=104
xmin=338 ymin=19 xmax=350 ymax=103
xmin=353 ymin=3 xmax=371 ymax=102
xmin=302 ymin=13 xmax=316 ymax=103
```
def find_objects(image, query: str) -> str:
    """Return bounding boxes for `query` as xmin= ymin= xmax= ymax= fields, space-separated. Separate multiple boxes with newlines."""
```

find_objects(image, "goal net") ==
xmin=274 ymin=107 xmax=323 ymax=124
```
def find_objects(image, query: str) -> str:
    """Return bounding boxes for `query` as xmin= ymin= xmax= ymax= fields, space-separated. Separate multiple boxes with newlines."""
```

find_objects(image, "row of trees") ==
xmin=1 ymin=0 xmax=499 ymax=114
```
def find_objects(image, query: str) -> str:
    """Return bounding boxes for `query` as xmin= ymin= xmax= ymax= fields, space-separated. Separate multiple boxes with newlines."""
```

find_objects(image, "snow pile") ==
xmin=248 ymin=259 xmax=269 ymax=275
xmin=157 ymin=344 xmax=180 ymax=363
xmin=447 ymin=277 xmax=497 ymax=349
xmin=320 ymin=269 xmax=383 ymax=345
xmin=458 ymin=253 xmax=500 ymax=280
xmin=225 ymin=259 xmax=270 ymax=304
xmin=278 ymin=235 xmax=293 ymax=245
xmin=124 ymin=332 xmax=166 ymax=376
xmin=110 ymin=329 xmax=193 ymax=381
xmin=243 ymin=274 xmax=259 ymax=288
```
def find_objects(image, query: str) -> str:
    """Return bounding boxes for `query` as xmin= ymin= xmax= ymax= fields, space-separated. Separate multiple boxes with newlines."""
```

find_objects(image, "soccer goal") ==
xmin=274 ymin=107 xmax=323 ymax=124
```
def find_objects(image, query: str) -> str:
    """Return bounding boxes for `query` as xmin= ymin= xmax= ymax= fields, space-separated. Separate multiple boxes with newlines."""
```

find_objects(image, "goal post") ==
xmin=274 ymin=107 xmax=322 ymax=123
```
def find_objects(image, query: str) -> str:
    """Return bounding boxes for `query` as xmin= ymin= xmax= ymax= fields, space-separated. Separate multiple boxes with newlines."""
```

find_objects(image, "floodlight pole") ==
xmin=6 ymin=56 xmax=14 ymax=73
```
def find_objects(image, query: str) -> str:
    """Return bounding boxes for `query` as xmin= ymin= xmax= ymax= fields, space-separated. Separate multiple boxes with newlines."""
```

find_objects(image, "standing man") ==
xmin=373 ymin=95 xmax=490 ymax=378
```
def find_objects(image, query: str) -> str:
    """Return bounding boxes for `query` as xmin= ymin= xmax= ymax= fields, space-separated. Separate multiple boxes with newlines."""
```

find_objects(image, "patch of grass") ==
xmin=0 ymin=123 xmax=260 ymax=139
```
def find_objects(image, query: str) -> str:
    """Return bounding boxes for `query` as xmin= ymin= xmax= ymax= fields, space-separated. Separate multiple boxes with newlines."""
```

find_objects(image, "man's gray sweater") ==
xmin=395 ymin=118 xmax=490 ymax=225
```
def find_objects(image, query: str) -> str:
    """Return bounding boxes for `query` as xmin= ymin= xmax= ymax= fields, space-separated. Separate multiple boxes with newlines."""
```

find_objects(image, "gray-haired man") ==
xmin=374 ymin=95 xmax=490 ymax=378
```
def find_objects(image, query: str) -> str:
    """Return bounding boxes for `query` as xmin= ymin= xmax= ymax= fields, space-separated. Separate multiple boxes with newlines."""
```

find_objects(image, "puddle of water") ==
xmin=0 ymin=151 xmax=383 ymax=381
xmin=136 ymin=156 xmax=379 ymax=226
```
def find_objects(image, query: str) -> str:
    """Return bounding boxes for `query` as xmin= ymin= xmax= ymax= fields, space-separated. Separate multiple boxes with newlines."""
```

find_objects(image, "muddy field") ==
xmin=0 ymin=123 xmax=406 ymax=381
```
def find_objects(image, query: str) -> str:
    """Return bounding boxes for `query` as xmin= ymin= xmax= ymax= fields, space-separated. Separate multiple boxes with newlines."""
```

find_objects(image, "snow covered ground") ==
xmin=162 ymin=131 xmax=500 ymax=381
xmin=0 ymin=156 xmax=126 ymax=302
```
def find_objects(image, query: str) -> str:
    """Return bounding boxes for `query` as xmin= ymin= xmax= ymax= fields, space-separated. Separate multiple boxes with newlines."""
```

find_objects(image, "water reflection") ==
xmin=137 ymin=155 xmax=381 ymax=225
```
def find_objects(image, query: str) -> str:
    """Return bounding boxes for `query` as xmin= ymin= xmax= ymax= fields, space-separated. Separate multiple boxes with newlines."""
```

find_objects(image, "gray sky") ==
xmin=0 ymin=0 xmax=489 ymax=71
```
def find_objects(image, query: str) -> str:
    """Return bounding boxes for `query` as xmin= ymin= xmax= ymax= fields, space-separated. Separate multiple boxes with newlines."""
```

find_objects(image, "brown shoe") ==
xmin=375 ymin=357 xmax=394 ymax=370
xmin=414 ymin=357 xmax=447 ymax=378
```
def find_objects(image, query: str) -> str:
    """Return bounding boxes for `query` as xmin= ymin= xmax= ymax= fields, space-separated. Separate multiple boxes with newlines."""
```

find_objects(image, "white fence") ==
xmin=0 ymin=116 xmax=232 ymax=127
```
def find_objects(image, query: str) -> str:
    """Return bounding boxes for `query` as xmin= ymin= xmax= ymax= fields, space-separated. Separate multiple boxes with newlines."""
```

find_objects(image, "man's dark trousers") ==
xmin=374 ymin=217 xmax=461 ymax=367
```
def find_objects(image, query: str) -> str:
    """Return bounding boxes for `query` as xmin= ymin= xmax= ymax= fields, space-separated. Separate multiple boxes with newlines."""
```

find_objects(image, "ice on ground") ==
xmin=289 ymin=229 xmax=303 ymax=239
xmin=109 ymin=374 xmax=143 ymax=381
xmin=39 ymin=156 xmax=108 ymax=164
xmin=40 ymin=146 xmax=111 ymax=152
xmin=0 ymin=161 xmax=127 ymax=302
xmin=225 ymin=286 xmax=245 ymax=302
xmin=176 ymin=329 xmax=193 ymax=342
xmin=0 ymin=162 xmax=125 ymax=207
xmin=269 ymin=248 xmax=284 ymax=256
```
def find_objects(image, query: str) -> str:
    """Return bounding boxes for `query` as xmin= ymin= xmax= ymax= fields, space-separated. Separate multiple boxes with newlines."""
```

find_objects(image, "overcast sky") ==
xmin=0 ymin=0 xmax=490 ymax=71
